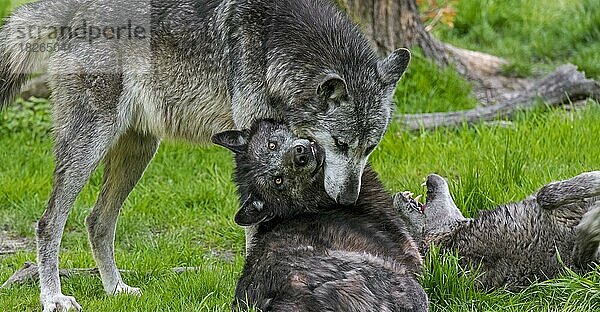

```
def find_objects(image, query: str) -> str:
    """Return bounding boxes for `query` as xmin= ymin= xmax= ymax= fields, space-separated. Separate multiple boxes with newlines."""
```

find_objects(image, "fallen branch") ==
xmin=396 ymin=64 xmax=600 ymax=131
xmin=0 ymin=262 xmax=204 ymax=289
xmin=19 ymin=75 xmax=50 ymax=100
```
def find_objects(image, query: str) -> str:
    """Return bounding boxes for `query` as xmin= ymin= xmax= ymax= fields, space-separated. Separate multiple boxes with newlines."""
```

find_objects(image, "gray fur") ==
xmin=213 ymin=120 xmax=427 ymax=312
xmin=399 ymin=173 xmax=600 ymax=290
xmin=1 ymin=0 xmax=410 ymax=310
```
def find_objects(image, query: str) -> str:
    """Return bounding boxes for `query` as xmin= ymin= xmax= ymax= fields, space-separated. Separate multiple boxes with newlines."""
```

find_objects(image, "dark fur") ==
xmin=397 ymin=174 xmax=600 ymax=290
xmin=213 ymin=120 xmax=427 ymax=312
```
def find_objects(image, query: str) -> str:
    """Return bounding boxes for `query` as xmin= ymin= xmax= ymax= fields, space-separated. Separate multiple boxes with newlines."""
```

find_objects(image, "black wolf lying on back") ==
xmin=213 ymin=120 xmax=428 ymax=312
xmin=397 ymin=173 xmax=600 ymax=290
xmin=1 ymin=0 xmax=410 ymax=310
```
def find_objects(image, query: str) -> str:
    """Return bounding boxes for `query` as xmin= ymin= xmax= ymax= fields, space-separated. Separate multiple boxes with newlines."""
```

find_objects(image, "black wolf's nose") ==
xmin=293 ymin=144 xmax=310 ymax=166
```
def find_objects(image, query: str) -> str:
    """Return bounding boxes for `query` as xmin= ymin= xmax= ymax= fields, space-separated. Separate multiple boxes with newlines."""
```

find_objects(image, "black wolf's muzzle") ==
xmin=293 ymin=143 xmax=311 ymax=167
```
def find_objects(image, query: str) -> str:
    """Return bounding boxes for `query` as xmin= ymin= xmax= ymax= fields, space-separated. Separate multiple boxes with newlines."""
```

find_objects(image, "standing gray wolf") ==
xmin=212 ymin=119 xmax=427 ymax=312
xmin=0 ymin=0 xmax=410 ymax=310
xmin=396 ymin=173 xmax=600 ymax=290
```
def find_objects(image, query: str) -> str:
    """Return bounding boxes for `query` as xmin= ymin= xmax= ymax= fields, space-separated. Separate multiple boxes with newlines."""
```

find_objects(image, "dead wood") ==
xmin=0 ymin=262 xmax=204 ymax=289
xmin=396 ymin=64 xmax=600 ymax=131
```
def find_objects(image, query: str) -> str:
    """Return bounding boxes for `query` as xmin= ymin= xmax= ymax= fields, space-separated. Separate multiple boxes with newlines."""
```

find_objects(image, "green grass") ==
xmin=1 ymin=0 xmax=600 ymax=311
xmin=395 ymin=49 xmax=479 ymax=113
xmin=2 ymin=99 xmax=599 ymax=311
xmin=433 ymin=0 xmax=600 ymax=79
xmin=0 ymin=0 xmax=28 ymax=19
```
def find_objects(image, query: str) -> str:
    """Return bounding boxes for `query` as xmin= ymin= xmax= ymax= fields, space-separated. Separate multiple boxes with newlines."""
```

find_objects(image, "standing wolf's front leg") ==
xmin=230 ymin=76 xmax=273 ymax=254
xmin=86 ymin=130 xmax=159 ymax=295
xmin=38 ymin=112 xmax=118 ymax=312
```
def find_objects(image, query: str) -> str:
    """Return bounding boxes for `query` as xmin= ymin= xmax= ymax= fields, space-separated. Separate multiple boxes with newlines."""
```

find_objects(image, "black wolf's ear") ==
xmin=235 ymin=195 xmax=273 ymax=226
xmin=317 ymin=73 xmax=349 ymax=101
xmin=212 ymin=130 xmax=249 ymax=154
xmin=378 ymin=48 xmax=411 ymax=86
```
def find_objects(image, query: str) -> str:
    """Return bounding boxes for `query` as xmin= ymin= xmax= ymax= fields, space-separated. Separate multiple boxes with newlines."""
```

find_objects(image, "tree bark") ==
xmin=338 ymin=0 xmax=600 ymax=130
xmin=343 ymin=0 xmax=450 ymax=63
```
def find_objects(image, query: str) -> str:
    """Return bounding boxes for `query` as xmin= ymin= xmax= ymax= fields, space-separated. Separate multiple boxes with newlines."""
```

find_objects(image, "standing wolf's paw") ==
xmin=42 ymin=294 xmax=82 ymax=312
xmin=111 ymin=283 xmax=142 ymax=296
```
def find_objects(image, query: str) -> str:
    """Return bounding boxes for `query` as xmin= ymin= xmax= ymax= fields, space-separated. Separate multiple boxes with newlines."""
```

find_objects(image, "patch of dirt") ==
xmin=0 ymin=228 xmax=32 ymax=255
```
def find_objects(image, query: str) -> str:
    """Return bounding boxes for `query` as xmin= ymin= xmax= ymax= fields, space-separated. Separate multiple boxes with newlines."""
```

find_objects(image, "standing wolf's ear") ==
xmin=235 ymin=195 xmax=273 ymax=226
xmin=212 ymin=130 xmax=249 ymax=154
xmin=317 ymin=73 xmax=349 ymax=101
xmin=378 ymin=48 xmax=411 ymax=86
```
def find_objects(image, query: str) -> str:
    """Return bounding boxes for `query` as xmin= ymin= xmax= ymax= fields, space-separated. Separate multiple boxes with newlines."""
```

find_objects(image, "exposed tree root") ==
xmin=396 ymin=64 xmax=600 ymax=131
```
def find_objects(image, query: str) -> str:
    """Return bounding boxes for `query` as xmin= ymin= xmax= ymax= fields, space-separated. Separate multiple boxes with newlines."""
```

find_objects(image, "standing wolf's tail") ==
xmin=0 ymin=1 xmax=74 ymax=107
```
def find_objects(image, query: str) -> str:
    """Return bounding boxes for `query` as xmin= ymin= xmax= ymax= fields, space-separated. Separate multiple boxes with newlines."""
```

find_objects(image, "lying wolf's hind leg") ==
xmin=86 ymin=130 xmax=159 ymax=295
xmin=573 ymin=205 xmax=600 ymax=267
xmin=537 ymin=171 xmax=600 ymax=209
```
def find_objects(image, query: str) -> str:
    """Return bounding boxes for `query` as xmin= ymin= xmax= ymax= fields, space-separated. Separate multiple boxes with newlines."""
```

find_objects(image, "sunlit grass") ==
xmin=434 ymin=0 xmax=600 ymax=78
xmin=2 ymin=98 xmax=599 ymax=311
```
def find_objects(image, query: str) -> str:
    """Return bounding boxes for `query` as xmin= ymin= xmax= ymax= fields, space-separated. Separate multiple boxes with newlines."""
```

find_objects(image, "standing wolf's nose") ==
xmin=293 ymin=144 xmax=310 ymax=166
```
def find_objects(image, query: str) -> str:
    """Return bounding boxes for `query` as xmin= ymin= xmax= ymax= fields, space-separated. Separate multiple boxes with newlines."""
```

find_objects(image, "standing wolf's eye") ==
xmin=365 ymin=144 xmax=377 ymax=155
xmin=333 ymin=136 xmax=349 ymax=152
xmin=274 ymin=177 xmax=284 ymax=186
xmin=268 ymin=142 xmax=277 ymax=150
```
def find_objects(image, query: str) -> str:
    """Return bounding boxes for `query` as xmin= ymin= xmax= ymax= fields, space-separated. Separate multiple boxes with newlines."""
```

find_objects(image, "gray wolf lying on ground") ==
xmin=213 ymin=119 xmax=428 ymax=312
xmin=397 ymin=173 xmax=600 ymax=290
xmin=0 ymin=0 xmax=410 ymax=310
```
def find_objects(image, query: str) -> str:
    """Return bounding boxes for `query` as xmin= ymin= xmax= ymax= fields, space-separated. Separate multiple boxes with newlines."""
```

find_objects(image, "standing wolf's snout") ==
xmin=337 ymin=177 xmax=360 ymax=205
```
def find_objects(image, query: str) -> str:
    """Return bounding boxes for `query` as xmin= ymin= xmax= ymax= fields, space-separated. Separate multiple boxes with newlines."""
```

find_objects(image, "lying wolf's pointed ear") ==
xmin=235 ymin=195 xmax=273 ymax=226
xmin=317 ymin=73 xmax=349 ymax=101
xmin=212 ymin=130 xmax=249 ymax=154
xmin=378 ymin=48 xmax=411 ymax=86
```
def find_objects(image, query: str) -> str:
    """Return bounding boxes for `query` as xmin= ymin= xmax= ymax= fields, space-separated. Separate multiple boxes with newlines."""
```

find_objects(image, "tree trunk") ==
xmin=343 ymin=0 xmax=449 ymax=63
xmin=337 ymin=0 xmax=600 ymax=131
xmin=339 ymin=0 xmax=509 ymax=80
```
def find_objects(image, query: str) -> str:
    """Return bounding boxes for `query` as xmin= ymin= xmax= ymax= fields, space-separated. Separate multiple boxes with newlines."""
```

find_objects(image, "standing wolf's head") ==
xmin=249 ymin=0 xmax=412 ymax=205
xmin=276 ymin=48 xmax=411 ymax=205
xmin=213 ymin=119 xmax=332 ymax=226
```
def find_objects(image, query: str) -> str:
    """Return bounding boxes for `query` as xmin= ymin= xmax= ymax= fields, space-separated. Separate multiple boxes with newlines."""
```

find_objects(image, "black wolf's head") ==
xmin=213 ymin=119 xmax=331 ymax=226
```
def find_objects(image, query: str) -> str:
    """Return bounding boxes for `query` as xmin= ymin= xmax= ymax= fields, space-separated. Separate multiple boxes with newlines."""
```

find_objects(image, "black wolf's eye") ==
xmin=274 ymin=177 xmax=284 ymax=187
xmin=268 ymin=142 xmax=277 ymax=150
